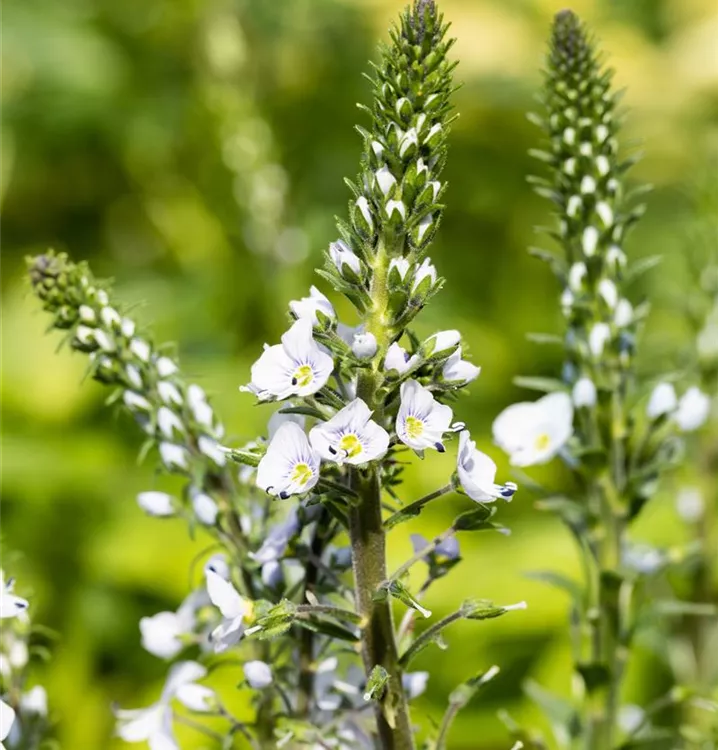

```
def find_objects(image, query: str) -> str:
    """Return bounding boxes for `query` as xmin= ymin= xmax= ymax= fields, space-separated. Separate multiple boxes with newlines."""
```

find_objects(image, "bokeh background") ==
xmin=2 ymin=0 xmax=717 ymax=747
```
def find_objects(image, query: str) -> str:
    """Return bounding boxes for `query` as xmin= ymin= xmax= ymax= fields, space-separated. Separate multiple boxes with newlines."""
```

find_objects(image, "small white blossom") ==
xmin=403 ymin=672 xmax=429 ymax=700
xmin=397 ymin=380 xmax=456 ymax=453
xmin=386 ymin=199 xmax=406 ymax=220
xmin=676 ymin=487 xmax=704 ymax=523
xmin=129 ymin=338 xmax=151 ymax=362
xmin=256 ymin=422 xmax=321 ymax=498
xmin=399 ymin=128 xmax=418 ymax=157
xmin=0 ymin=575 xmax=28 ymax=620
xmin=580 ymin=175 xmax=597 ymax=194
xmin=351 ymin=332 xmax=377 ymax=359
xmin=198 ymin=436 xmax=226 ymax=466
xmin=493 ymin=391 xmax=574 ymax=467
xmin=94 ymin=329 xmax=115 ymax=352
xmin=0 ymin=699 xmax=15 ymax=743
xmin=572 ymin=377 xmax=597 ymax=408
xmin=596 ymin=201 xmax=613 ymax=227
xmin=411 ymin=257 xmax=437 ymax=293
xmin=567 ymin=195 xmax=582 ymax=217
xmin=388 ymin=257 xmax=411 ymax=281
xmin=329 ymin=240 xmax=362 ymax=278
xmin=647 ymin=382 xmax=677 ymax=420
xmin=157 ymin=407 xmax=184 ymax=439
xmin=595 ymin=124 xmax=609 ymax=143
xmin=371 ymin=140 xmax=384 ymax=158
xmin=579 ymin=141 xmax=592 ymax=156
xmin=614 ymin=299 xmax=633 ymax=327
xmin=588 ymin=323 xmax=611 ymax=357
xmin=355 ymin=197 xmax=373 ymax=229
xmin=568 ymin=262 xmax=587 ymax=291
xmin=598 ymin=278 xmax=618 ymax=309
xmin=582 ymin=226 xmax=599 ymax=256
xmin=156 ymin=357 xmax=178 ymax=377
xmin=290 ymin=286 xmax=336 ymax=327
xmin=123 ymin=391 xmax=152 ymax=412
xmin=596 ymin=155 xmax=610 ymax=175
xmin=309 ymin=399 xmax=390 ymax=466
xmin=425 ymin=123 xmax=442 ymax=143
xmin=137 ymin=491 xmax=175 ymax=517
xmin=457 ymin=431 xmax=517 ymax=502
xmin=159 ymin=442 xmax=189 ymax=471
xmin=121 ymin=318 xmax=136 ymax=338
xmin=101 ymin=306 xmax=121 ymax=327
xmin=125 ymin=365 xmax=143 ymax=390
xmin=442 ymin=346 xmax=480 ymax=384
xmin=187 ymin=385 xmax=214 ymax=428
xmin=20 ymin=686 xmax=47 ymax=717
xmin=191 ymin=490 xmax=219 ymax=525
xmin=244 ymin=660 xmax=273 ymax=689
xmin=157 ymin=380 xmax=183 ymax=406
xmin=244 ymin=318 xmax=334 ymax=401
xmin=384 ymin=342 xmax=419 ymax=374
xmin=425 ymin=329 xmax=460 ymax=356
xmin=115 ymin=662 xmax=212 ymax=746
xmin=675 ymin=387 xmax=710 ymax=432
xmin=206 ymin=569 xmax=251 ymax=652
xmin=267 ymin=408 xmax=306 ymax=440
xmin=416 ymin=213 xmax=433 ymax=242
xmin=140 ymin=591 xmax=203 ymax=659
xmin=374 ymin=166 xmax=397 ymax=196
xmin=563 ymin=127 xmax=576 ymax=145
xmin=79 ymin=305 xmax=96 ymax=323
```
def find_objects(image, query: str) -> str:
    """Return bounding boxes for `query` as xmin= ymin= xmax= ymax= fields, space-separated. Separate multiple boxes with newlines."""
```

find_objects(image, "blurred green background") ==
xmin=2 ymin=0 xmax=717 ymax=747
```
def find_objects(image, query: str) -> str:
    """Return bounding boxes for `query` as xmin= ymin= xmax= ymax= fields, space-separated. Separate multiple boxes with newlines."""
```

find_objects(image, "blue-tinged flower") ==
xmin=384 ymin=342 xmax=419 ymax=375
xmin=140 ymin=590 xmax=207 ymax=660
xmin=290 ymin=286 xmax=336 ymax=326
xmin=256 ymin=422 xmax=321 ymax=498
xmin=0 ymin=699 xmax=15 ymax=744
xmin=442 ymin=347 xmax=480 ymax=384
xmin=0 ymin=574 xmax=28 ymax=620
xmin=457 ymin=431 xmax=517 ymax=501
xmin=205 ymin=569 xmax=252 ymax=653
xmin=351 ymin=332 xmax=378 ymax=359
xmin=244 ymin=660 xmax=273 ymax=689
xmin=309 ymin=399 xmax=390 ymax=466
xmin=243 ymin=319 xmax=334 ymax=401
xmin=493 ymin=392 xmax=573 ymax=467
xmin=396 ymin=380 xmax=457 ymax=453
xmin=137 ymin=491 xmax=175 ymax=517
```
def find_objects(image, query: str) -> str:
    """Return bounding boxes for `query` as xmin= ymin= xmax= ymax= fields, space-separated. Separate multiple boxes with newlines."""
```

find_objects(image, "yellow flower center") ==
xmin=338 ymin=433 xmax=363 ymax=458
xmin=534 ymin=433 xmax=551 ymax=452
xmin=293 ymin=364 xmax=314 ymax=388
xmin=290 ymin=462 xmax=314 ymax=487
xmin=405 ymin=416 xmax=424 ymax=439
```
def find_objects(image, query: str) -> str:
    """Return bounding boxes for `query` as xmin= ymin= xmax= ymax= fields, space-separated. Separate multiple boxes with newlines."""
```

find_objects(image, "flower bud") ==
xmin=646 ymin=382 xmax=677 ymax=420
xmin=353 ymin=196 xmax=374 ymax=236
xmin=411 ymin=257 xmax=437 ymax=297
xmin=352 ymin=332 xmax=378 ymax=359
xmin=374 ymin=166 xmax=397 ymax=196
xmin=572 ymin=377 xmax=597 ymax=408
xmin=424 ymin=329 xmax=461 ymax=358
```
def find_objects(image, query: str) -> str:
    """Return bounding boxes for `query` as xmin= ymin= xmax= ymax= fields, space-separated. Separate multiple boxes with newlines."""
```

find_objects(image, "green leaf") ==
xmin=386 ymin=580 xmax=432 ymax=618
xmin=513 ymin=376 xmax=566 ymax=393
xmin=576 ymin=662 xmax=611 ymax=693
xmin=624 ymin=254 xmax=662 ymax=284
xmin=452 ymin=504 xmax=495 ymax=531
xmin=524 ymin=679 xmax=581 ymax=745
xmin=524 ymin=571 xmax=583 ymax=602
xmin=227 ymin=449 xmax=262 ymax=467
xmin=363 ymin=665 xmax=390 ymax=702
xmin=653 ymin=600 xmax=718 ymax=617
xmin=294 ymin=618 xmax=359 ymax=642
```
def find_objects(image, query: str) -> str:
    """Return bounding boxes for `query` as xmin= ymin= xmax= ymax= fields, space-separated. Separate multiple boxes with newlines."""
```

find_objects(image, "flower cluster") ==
xmin=0 ymin=572 xmax=51 ymax=749
xmin=491 ymin=11 xmax=715 ymax=749
xmin=27 ymin=4 xmax=525 ymax=749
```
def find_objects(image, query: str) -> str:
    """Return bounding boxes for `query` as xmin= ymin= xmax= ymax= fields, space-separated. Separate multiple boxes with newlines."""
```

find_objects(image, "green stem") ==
xmin=349 ymin=236 xmax=415 ymax=750
xmin=388 ymin=527 xmax=456 ymax=583
xmin=384 ymin=483 xmax=454 ymax=529
xmin=399 ymin=609 xmax=463 ymax=668
xmin=296 ymin=604 xmax=363 ymax=625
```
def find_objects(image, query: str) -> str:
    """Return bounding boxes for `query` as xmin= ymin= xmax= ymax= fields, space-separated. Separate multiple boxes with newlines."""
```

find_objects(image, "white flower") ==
xmin=191 ymin=490 xmax=219 ymax=525
xmin=646 ymin=382 xmax=677 ymax=420
xmin=121 ymin=318 xmax=136 ymax=338
xmin=140 ymin=591 xmax=203 ymax=660
xmin=614 ymin=299 xmax=633 ymax=327
xmin=244 ymin=660 xmax=273 ymax=689
xmin=290 ymin=286 xmax=336 ymax=326
xmin=0 ymin=574 xmax=28 ymax=620
xmin=386 ymin=199 xmax=406 ymax=220
xmin=186 ymin=385 xmax=214 ymax=429
xmin=0 ymin=699 xmax=15 ymax=743
xmin=580 ymin=176 xmax=597 ymax=194
xmin=157 ymin=407 xmax=184 ymax=439
xmin=425 ymin=330 xmax=460 ymax=356
xmin=101 ymin=306 xmax=121 ymax=327
xmin=388 ymin=257 xmax=411 ymax=281
xmin=416 ymin=213 xmax=433 ymax=243
xmin=675 ymin=387 xmax=711 ymax=432
xmin=156 ymin=357 xmax=178 ymax=377
xmin=123 ymin=391 xmax=152 ymax=412
xmin=115 ymin=662 xmax=211 ymax=747
xmin=403 ymin=672 xmax=429 ymax=700
xmin=355 ymin=197 xmax=373 ymax=229
xmin=676 ymin=487 xmax=704 ymax=523
xmin=567 ymin=195 xmax=582 ymax=217
xmin=129 ymin=338 xmax=151 ymax=362
xmin=374 ymin=166 xmax=396 ymax=196
xmin=125 ymin=365 xmax=143 ymax=389
xmin=606 ymin=245 xmax=626 ymax=270
xmin=351 ymin=332 xmax=377 ymax=359
xmin=20 ymin=686 xmax=47 ymax=716
xmin=94 ymin=329 xmax=115 ymax=352
xmin=384 ymin=342 xmax=419 ymax=374
xmin=137 ymin=491 xmax=175 ymax=517
xmin=205 ymin=569 xmax=251 ymax=652
xmin=397 ymin=380 xmax=456 ymax=453
xmin=411 ymin=257 xmax=436 ymax=293
xmin=198 ymin=436 xmax=226 ymax=466
xmin=598 ymin=278 xmax=618 ymax=309
xmin=493 ymin=392 xmax=574 ymax=467
xmin=159 ymin=443 xmax=189 ymax=471
xmin=596 ymin=201 xmax=613 ymax=228
xmin=79 ymin=304 xmax=96 ymax=323
xmin=309 ymin=399 xmax=390 ymax=466
xmin=588 ymin=322 xmax=611 ymax=357
xmin=582 ymin=226 xmax=599 ymax=256
xmin=568 ymin=262 xmax=587 ymax=291
xmin=442 ymin=346 xmax=480 ymax=384
xmin=399 ymin=128 xmax=418 ymax=157
xmin=256 ymin=422 xmax=321 ymax=498
xmin=251 ymin=508 xmax=301 ymax=564
xmin=572 ymin=377 xmax=597 ymax=408
xmin=157 ymin=381 xmax=183 ymax=406
xmin=457 ymin=431 xmax=517 ymax=502
xmin=244 ymin=319 xmax=334 ymax=401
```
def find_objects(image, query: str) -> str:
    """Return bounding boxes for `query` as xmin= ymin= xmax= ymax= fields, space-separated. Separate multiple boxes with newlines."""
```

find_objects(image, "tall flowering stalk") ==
xmin=494 ymin=11 xmax=712 ymax=749
xmin=28 ymin=3 xmax=525 ymax=749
